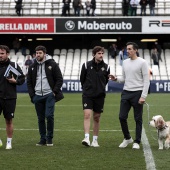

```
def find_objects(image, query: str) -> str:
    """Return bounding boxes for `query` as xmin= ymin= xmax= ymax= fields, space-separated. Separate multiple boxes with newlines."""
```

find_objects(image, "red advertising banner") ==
xmin=0 ymin=18 xmax=54 ymax=33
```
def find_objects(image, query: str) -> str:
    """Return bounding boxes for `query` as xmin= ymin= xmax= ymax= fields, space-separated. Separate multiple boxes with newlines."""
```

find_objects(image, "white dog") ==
xmin=149 ymin=115 xmax=170 ymax=150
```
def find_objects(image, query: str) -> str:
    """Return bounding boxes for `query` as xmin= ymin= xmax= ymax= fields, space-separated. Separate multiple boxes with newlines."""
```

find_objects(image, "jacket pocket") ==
xmin=55 ymin=90 xmax=64 ymax=102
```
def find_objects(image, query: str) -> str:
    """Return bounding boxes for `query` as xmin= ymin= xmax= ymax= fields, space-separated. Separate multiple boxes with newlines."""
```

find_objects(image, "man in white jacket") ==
xmin=130 ymin=0 xmax=139 ymax=16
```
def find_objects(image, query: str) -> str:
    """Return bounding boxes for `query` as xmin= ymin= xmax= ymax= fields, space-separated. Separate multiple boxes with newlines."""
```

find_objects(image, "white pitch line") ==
xmin=142 ymin=126 xmax=156 ymax=170
xmin=16 ymin=104 xmax=117 ymax=107
xmin=0 ymin=128 xmax=129 ymax=132
xmin=16 ymin=104 xmax=170 ymax=107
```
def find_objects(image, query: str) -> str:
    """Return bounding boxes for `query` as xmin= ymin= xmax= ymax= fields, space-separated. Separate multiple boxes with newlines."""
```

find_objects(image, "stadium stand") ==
xmin=0 ymin=0 xmax=170 ymax=16
xmin=0 ymin=1 xmax=169 ymax=80
xmin=8 ymin=48 xmax=170 ymax=80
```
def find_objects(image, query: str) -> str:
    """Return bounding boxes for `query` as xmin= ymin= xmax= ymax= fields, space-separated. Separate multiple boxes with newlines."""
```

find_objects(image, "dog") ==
xmin=149 ymin=115 xmax=170 ymax=150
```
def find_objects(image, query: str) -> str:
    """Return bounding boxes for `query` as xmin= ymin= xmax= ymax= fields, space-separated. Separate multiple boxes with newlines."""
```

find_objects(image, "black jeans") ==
xmin=33 ymin=93 xmax=55 ymax=142
xmin=119 ymin=90 xmax=143 ymax=144
xmin=131 ymin=7 xmax=137 ymax=16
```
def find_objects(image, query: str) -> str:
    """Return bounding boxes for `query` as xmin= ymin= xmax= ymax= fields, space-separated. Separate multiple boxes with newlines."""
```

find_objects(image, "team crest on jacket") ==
xmin=101 ymin=67 xmax=105 ymax=71
xmin=48 ymin=66 xmax=52 ymax=70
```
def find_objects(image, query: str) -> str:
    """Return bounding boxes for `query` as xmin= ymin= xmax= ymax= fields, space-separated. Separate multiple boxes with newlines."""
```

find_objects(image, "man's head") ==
xmin=0 ymin=45 xmax=10 ymax=63
xmin=26 ymin=55 xmax=31 ymax=60
xmin=35 ymin=45 xmax=46 ymax=62
xmin=153 ymin=47 xmax=158 ymax=53
xmin=112 ymin=43 xmax=116 ymax=47
xmin=92 ymin=46 xmax=104 ymax=63
xmin=126 ymin=42 xmax=138 ymax=59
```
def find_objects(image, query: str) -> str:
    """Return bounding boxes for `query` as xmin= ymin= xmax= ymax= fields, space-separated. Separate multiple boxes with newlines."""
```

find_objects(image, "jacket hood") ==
xmin=45 ymin=54 xmax=52 ymax=61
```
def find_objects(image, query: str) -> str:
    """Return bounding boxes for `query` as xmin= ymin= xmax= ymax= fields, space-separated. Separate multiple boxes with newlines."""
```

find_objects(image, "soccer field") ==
xmin=0 ymin=93 xmax=170 ymax=170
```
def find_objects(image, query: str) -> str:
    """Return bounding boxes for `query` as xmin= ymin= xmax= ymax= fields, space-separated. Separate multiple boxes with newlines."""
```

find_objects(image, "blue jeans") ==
xmin=149 ymin=5 xmax=155 ymax=16
xmin=74 ymin=7 xmax=80 ymax=16
xmin=33 ymin=93 xmax=55 ymax=141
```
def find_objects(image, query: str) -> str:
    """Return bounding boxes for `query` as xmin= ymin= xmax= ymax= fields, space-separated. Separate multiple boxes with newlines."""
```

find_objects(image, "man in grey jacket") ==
xmin=27 ymin=45 xmax=63 ymax=146
xmin=109 ymin=42 xmax=150 ymax=150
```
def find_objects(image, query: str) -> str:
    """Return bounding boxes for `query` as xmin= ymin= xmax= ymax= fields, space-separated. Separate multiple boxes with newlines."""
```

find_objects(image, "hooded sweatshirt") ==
xmin=35 ymin=54 xmax=52 ymax=96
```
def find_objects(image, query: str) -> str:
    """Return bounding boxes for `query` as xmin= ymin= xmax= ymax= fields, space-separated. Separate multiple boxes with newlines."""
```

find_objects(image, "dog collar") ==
xmin=157 ymin=124 xmax=168 ymax=131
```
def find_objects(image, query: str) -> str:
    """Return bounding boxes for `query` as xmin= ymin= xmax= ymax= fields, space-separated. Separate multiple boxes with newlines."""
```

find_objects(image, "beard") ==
xmin=36 ymin=56 xmax=44 ymax=62
xmin=95 ymin=57 xmax=103 ymax=63
xmin=0 ymin=58 xmax=8 ymax=63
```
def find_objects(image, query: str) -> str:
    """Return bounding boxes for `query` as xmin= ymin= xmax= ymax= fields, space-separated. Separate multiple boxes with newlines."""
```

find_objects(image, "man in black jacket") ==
xmin=122 ymin=0 xmax=130 ymax=16
xmin=15 ymin=0 xmax=23 ymax=16
xmin=0 ymin=45 xmax=25 ymax=149
xmin=91 ymin=0 xmax=96 ymax=16
xmin=80 ymin=46 xmax=110 ymax=147
xmin=27 ymin=45 xmax=63 ymax=146
xmin=62 ymin=0 xmax=71 ymax=16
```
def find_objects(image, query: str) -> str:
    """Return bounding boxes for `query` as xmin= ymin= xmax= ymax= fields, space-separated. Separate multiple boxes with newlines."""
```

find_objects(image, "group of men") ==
xmin=0 ymin=45 xmax=63 ymax=149
xmin=62 ymin=0 xmax=96 ymax=16
xmin=122 ymin=0 xmax=156 ymax=16
xmin=80 ymin=43 xmax=149 ymax=149
xmin=0 ymin=42 xmax=150 ymax=150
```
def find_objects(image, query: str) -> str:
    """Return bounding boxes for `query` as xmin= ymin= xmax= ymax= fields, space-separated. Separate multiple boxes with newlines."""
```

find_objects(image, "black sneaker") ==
xmin=36 ymin=140 xmax=46 ymax=146
xmin=47 ymin=139 xmax=53 ymax=146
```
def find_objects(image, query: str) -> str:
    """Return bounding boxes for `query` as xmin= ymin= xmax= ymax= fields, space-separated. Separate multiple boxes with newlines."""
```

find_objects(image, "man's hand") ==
xmin=6 ymin=75 xmax=17 ymax=84
xmin=138 ymin=97 xmax=145 ymax=104
xmin=109 ymin=74 xmax=117 ymax=81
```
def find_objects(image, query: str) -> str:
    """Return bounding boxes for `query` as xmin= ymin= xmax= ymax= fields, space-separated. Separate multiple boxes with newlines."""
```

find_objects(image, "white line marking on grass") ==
xmin=16 ymin=104 xmax=118 ymax=107
xmin=142 ymin=126 xmax=156 ymax=170
xmin=16 ymin=104 xmax=170 ymax=107
xmin=0 ymin=128 xmax=130 ymax=132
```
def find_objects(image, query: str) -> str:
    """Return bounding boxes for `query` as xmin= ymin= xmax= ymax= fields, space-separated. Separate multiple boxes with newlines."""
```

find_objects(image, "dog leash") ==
xmin=144 ymin=102 xmax=157 ymax=141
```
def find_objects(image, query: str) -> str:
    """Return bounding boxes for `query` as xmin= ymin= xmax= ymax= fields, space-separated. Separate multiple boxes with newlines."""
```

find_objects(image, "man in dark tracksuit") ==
xmin=0 ymin=45 xmax=25 ymax=149
xmin=15 ymin=0 xmax=23 ymax=16
xmin=80 ymin=46 xmax=110 ymax=147
xmin=27 ymin=45 xmax=63 ymax=146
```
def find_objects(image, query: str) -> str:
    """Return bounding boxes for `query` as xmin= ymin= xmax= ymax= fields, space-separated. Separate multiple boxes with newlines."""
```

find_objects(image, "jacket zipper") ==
xmin=40 ymin=64 xmax=43 ymax=96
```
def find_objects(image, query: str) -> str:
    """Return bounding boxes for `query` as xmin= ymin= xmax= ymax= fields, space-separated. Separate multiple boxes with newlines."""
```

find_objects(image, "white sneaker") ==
xmin=6 ymin=144 xmax=12 ymax=150
xmin=91 ymin=140 xmax=99 ymax=147
xmin=0 ymin=139 xmax=3 ymax=147
xmin=132 ymin=143 xmax=140 ymax=149
xmin=119 ymin=138 xmax=133 ymax=148
xmin=82 ymin=138 xmax=90 ymax=146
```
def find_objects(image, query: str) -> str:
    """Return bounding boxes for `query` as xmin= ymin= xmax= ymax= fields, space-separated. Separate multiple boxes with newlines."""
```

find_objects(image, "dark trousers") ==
xmin=34 ymin=93 xmax=55 ymax=141
xmin=119 ymin=90 xmax=143 ymax=144
xmin=63 ymin=5 xmax=70 ymax=16
xmin=123 ymin=6 xmax=129 ymax=16
xmin=131 ymin=7 xmax=137 ymax=16
xmin=16 ymin=9 xmax=21 ymax=16
xmin=140 ymin=6 xmax=146 ymax=16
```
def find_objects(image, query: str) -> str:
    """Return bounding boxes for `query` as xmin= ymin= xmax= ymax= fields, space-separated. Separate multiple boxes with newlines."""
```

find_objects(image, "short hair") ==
xmin=92 ymin=46 xmax=104 ymax=56
xmin=0 ymin=45 xmax=10 ymax=53
xmin=35 ymin=45 xmax=47 ymax=53
xmin=126 ymin=42 xmax=138 ymax=50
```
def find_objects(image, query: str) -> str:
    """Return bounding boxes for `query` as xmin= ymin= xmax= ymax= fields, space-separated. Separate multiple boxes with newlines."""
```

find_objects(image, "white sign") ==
xmin=155 ymin=82 xmax=170 ymax=92
xmin=142 ymin=17 xmax=170 ymax=33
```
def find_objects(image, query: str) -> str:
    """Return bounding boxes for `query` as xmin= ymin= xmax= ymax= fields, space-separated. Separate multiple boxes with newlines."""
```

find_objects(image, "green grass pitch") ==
xmin=0 ymin=93 xmax=170 ymax=170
